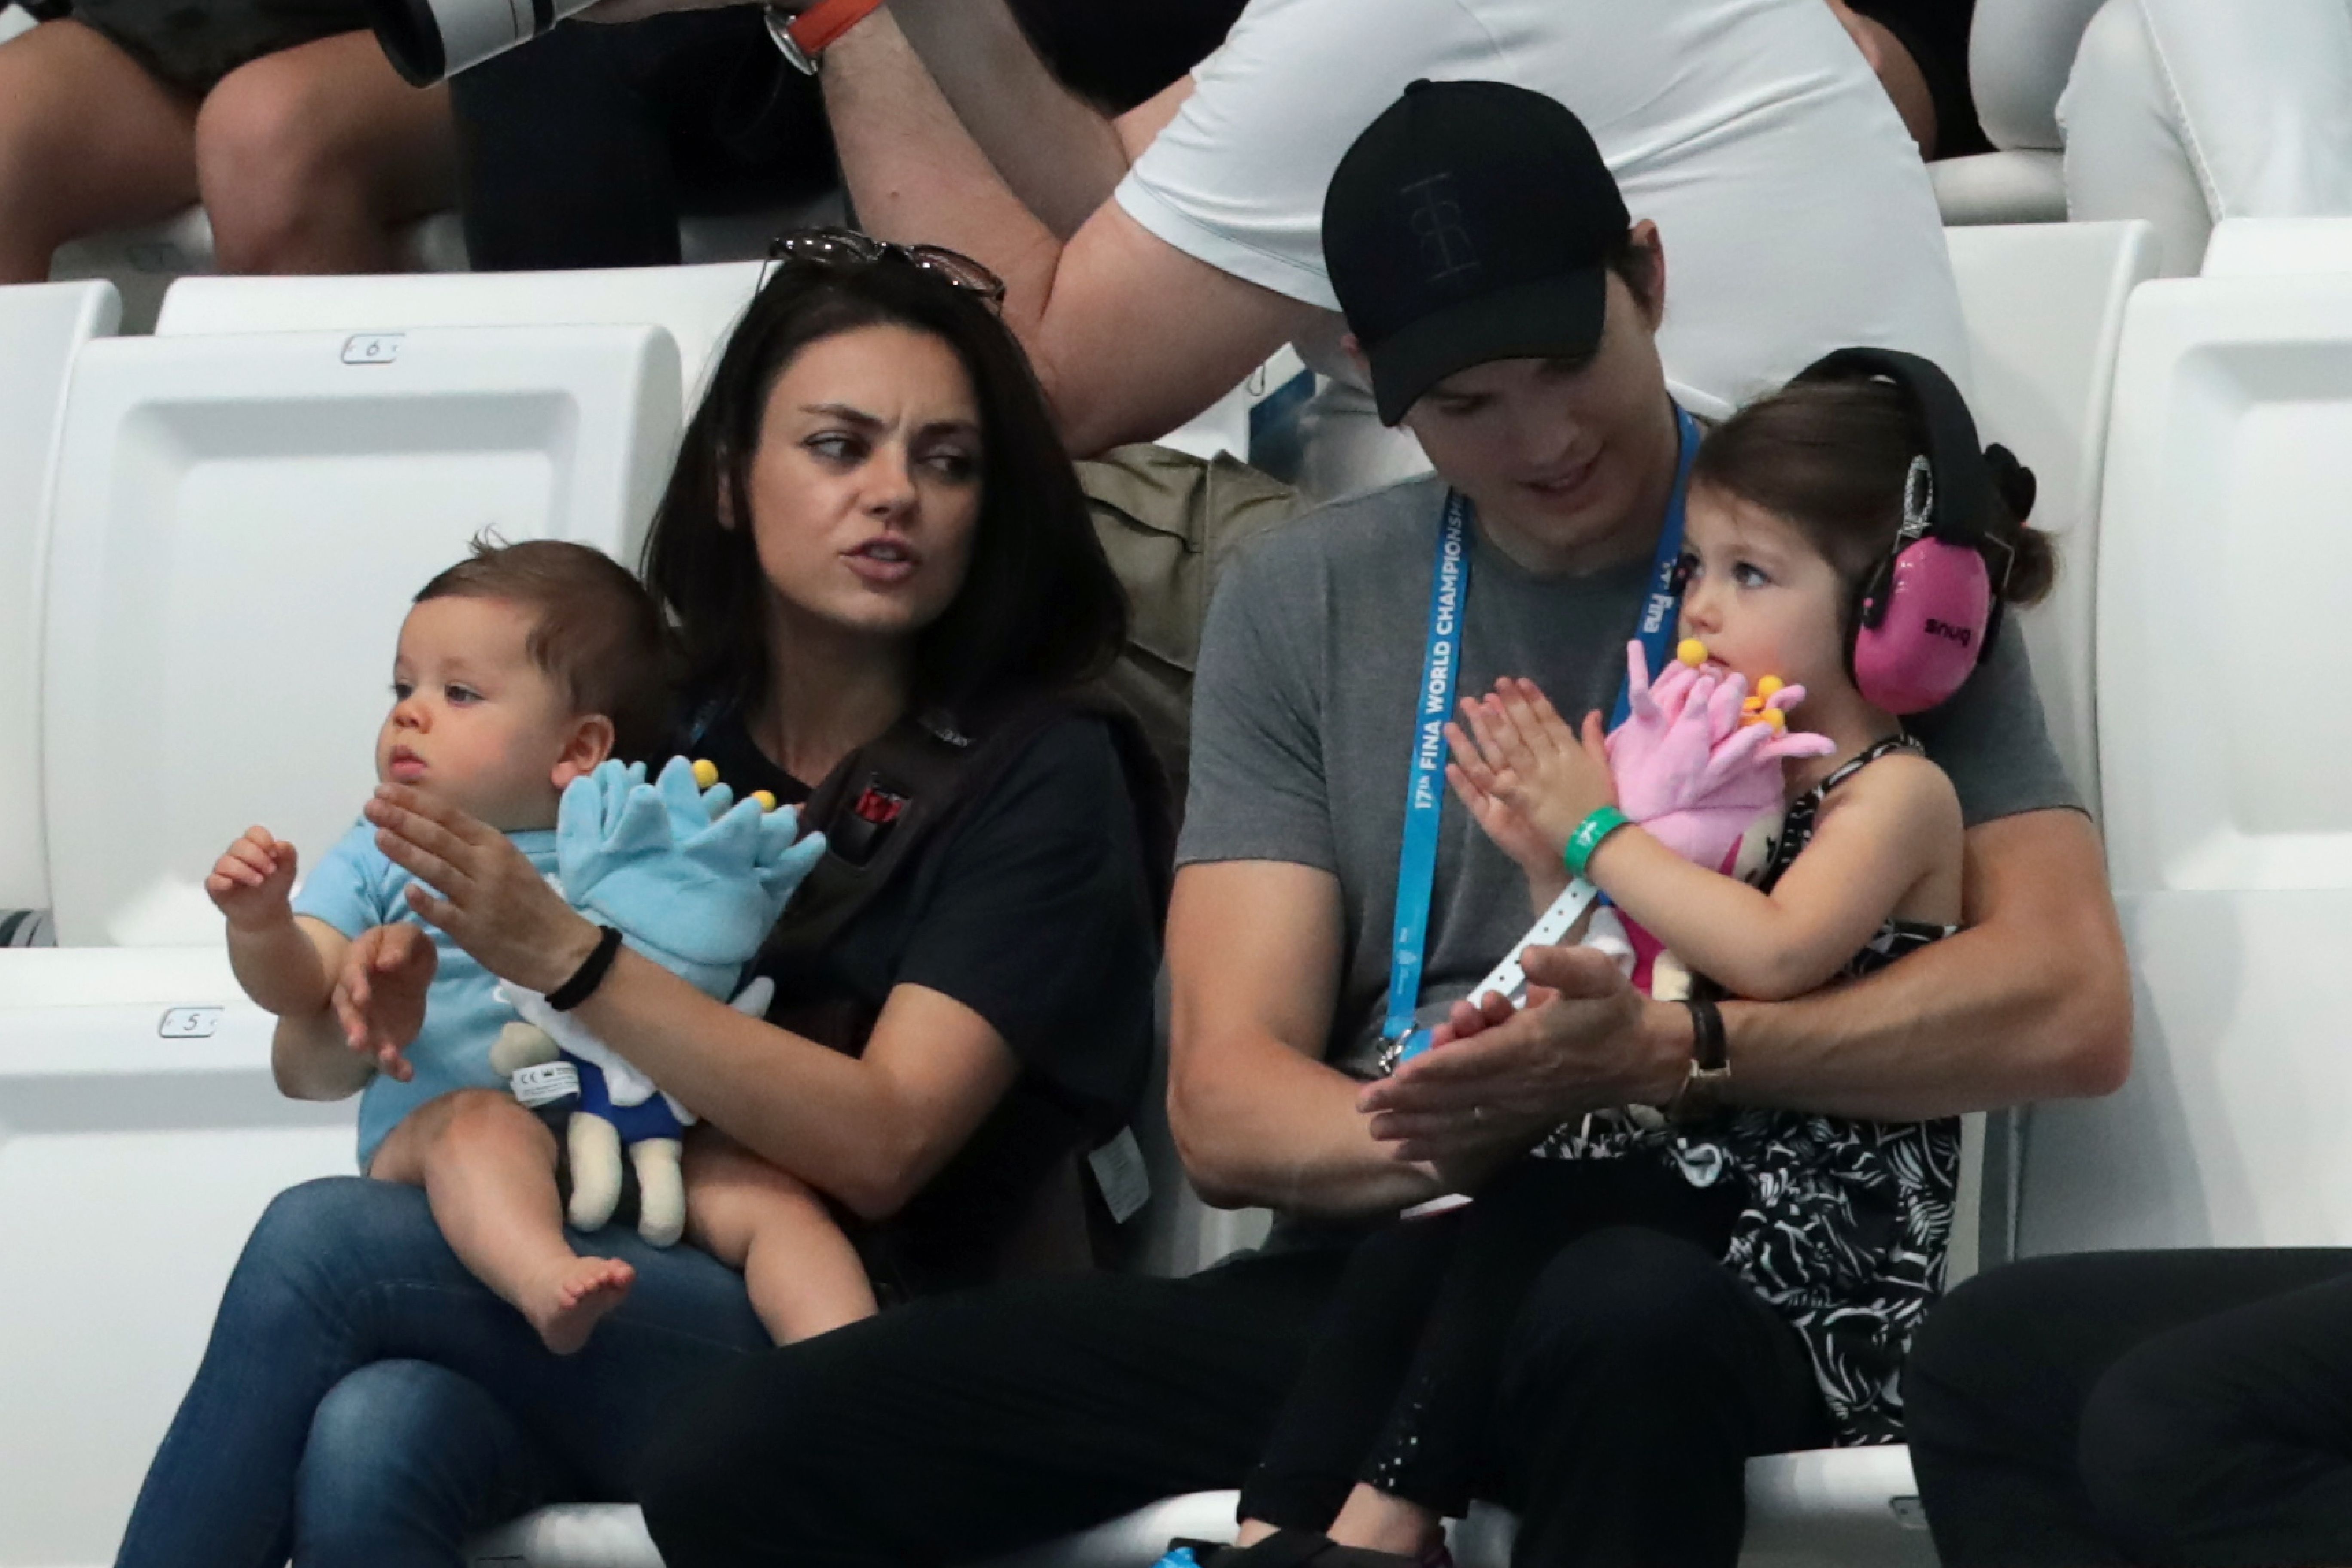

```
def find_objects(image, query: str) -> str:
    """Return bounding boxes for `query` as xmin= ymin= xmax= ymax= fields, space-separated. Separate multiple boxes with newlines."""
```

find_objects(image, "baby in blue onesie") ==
xmin=206 ymin=540 xmax=875 ymax=1353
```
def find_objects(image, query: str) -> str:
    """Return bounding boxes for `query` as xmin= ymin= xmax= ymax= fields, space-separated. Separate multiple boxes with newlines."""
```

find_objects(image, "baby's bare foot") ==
xmin=527 ymin=1256 xmax=635 ymax=1355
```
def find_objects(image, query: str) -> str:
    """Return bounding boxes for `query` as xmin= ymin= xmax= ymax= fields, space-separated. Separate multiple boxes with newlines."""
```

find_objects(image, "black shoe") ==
xmin=1154 ymin=1529 xmax=1448 ymax=1568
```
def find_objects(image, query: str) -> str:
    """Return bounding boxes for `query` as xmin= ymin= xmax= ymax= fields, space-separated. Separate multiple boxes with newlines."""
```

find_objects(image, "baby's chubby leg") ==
xmin=368 ymin=1089 xmax=634 ymax=1355
xmin=683 ymin=1129 xmax=876 ymax=1345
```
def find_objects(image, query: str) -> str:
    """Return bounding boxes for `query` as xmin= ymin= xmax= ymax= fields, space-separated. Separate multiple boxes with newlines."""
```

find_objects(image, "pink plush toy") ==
xmin=1590 ymin=640 xmax=1837 ymax=996
xmin=1605 ymin=640 xmax=1837 ymax=876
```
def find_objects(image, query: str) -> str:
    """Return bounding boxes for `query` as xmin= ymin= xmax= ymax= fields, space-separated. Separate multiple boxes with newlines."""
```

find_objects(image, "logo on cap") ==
xmin=1403 ymin=173 xmax=1480 ymax=284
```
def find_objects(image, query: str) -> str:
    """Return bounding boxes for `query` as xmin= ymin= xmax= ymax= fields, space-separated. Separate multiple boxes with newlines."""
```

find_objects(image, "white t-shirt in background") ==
xmin=1115 ymin=0 xmax=1972 ymax=415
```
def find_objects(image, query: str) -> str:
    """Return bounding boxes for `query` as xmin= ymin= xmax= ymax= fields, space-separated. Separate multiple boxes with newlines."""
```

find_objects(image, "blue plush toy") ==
xmin=490 ymin=755 xmax=825 ymax=1246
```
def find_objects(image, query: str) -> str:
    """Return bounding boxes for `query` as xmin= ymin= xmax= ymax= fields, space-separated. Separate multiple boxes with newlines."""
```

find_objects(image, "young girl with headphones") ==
xmin=1453 ymin=350 xmax=2055 ymax=1006
xmin=1176 ymin=352 xmax=2055 ymax=1568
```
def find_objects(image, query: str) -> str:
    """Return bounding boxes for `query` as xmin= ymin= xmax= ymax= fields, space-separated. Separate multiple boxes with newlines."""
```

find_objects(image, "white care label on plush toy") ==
xmin=1087 ymin=1126 xmax=1152 ymax=1224
xmin=511 ymin=1061 xmax=581 ymax=1108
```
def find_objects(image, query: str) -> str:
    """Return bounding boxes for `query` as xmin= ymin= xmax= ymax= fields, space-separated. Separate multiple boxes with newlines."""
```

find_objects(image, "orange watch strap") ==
xmin=789 ymin=0 xmax=885 ymax=56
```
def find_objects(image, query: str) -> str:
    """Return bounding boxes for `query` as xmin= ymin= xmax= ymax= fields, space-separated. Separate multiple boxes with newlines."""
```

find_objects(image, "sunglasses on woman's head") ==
xmin=760 ymin=227 xmax=1008 ymax=305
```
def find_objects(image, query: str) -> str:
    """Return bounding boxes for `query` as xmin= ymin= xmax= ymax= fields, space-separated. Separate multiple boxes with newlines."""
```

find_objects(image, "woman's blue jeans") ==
xmin=114 ymin=1176 xmax=769 ymax=1568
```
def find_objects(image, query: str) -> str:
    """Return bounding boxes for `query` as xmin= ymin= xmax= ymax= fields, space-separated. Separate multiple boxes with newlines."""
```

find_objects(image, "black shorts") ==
xmin=60 ymin=0 xmax=373 ymax=96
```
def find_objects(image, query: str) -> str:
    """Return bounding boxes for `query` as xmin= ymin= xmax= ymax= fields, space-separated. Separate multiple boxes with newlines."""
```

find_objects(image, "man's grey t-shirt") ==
xmin=1178 ymin=473 xmax=2082 ymax=1078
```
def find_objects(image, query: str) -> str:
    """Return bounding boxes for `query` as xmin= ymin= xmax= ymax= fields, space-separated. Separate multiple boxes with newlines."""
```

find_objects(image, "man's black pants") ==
xmin=638 ymin=1162 xmax=1830 ymax=1568
xmin=1907 ymin=1249 xmax=2352 ymax=1567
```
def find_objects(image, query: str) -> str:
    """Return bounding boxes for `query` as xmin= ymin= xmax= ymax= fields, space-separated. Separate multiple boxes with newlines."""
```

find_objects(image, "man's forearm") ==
xmin=1720 ymin=812 xmax=2132 ymax=1121
xmin=1172 ymin=1032 xmax=1439 ymax=1218
xmin=823 ymin=6 xmax=1316 ymax=454
xmin=824 ymin=12 xmax=1069 ymax=328
xmin=882 ymin=0 xmax=1135 ymax=239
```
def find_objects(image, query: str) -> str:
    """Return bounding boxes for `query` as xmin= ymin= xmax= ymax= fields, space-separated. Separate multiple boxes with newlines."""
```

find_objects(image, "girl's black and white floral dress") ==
xmin=1531 ymin=735 xmax=1957 ymax=1444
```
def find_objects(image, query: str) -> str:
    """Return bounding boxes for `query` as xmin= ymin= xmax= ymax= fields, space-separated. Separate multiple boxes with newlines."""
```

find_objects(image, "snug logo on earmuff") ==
xmin=1922 ymin=619 xmax=1975 ymax=648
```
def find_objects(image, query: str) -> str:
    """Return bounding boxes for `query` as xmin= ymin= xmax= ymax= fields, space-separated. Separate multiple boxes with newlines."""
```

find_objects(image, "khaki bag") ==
xmin=1078 ymin=443 xmax=1310 ymax=815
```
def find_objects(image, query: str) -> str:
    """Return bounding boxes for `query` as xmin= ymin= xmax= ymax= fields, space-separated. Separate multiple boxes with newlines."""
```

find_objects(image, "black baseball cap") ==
xmin=1323 ymin=80 xmax=1632 ymax=425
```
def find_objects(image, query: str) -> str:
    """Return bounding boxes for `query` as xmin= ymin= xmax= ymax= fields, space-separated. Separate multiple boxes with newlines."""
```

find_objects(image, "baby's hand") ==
xmin=1447 ymin=678 xmax=1614 ymax=856
xmin=1446 ymin=753 xmax=1565 ymax=893
xmin=331 ymin=924 xmax=437 ymax=1081
xmin=207 ymin=827 xmax=298 ymax=931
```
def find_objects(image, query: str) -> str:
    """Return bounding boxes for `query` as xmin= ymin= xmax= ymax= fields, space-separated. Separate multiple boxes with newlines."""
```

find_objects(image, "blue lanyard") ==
xmin=1382 ymin=405 xmax=1702 ymax=1043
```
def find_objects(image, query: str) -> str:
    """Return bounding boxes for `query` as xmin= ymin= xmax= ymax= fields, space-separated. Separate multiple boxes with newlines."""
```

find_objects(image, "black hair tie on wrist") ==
xmin=545 ymin=925 xmax=624 ymax=1012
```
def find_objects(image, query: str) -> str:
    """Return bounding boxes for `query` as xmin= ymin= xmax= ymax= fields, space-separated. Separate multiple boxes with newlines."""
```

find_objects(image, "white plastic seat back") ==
xmin=48 ymin=211 xmax=472 ymax=337
xmin=1927 ymin=0 xmax=2107 ymax=226
xmin=156 ymin=266 xmax=763 ymax=404
xmin=2201 ymin=215 xmax=2352 ymax=278
xmin=40 ymin=325 xmax=683 ymax=947
xmin=2022 ymin=271 xmax=2352 ymax=1255
xmin=1970 ymin=0 xmax=2108 ymax=152
xmin=0 ymin=280 xmax=119 ymax=915
xmin=1944 ymin=220 xmax=2159 ymax=807
xmin=0 ymin=948 xmax=354 ymax=1568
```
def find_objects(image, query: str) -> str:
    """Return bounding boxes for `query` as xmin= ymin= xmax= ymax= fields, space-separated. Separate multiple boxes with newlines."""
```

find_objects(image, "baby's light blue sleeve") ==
xmin=291 ymin=821 xmax=396 ymax=938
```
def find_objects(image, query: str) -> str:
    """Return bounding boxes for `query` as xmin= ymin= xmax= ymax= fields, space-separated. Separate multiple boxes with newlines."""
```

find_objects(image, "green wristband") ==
xmin=1564 ymin=805 xmax=1630 ymax=882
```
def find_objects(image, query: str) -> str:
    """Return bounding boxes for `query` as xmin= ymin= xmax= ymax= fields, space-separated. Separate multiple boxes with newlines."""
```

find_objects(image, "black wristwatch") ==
xmin=1667 ymin=992 xmax=1729 ymax=1126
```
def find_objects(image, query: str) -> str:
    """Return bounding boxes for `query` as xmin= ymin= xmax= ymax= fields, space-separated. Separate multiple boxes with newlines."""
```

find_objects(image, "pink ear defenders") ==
xmin=1791 ymin=347 xmax=2034 ymax=715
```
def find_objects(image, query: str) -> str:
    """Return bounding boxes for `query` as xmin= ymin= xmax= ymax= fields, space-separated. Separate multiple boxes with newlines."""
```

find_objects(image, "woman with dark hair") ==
xmin=112 ymin=236 xmax=1162 ymax=1568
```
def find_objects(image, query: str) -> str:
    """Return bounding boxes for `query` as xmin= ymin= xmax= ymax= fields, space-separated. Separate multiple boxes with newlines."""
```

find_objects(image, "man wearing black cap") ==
xmin=1149 ymin=78 xmax=2124 ymax=1564
xmin=638 ymin=83 xmax=2129 ymax=1568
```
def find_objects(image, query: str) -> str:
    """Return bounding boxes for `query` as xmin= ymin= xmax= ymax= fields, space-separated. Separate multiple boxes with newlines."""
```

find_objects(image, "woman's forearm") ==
xmin=570 ymin=953 xmax=1003 ymax=1220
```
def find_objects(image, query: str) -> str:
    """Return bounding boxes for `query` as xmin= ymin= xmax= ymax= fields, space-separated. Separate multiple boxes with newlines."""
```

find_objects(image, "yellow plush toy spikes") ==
xmin=1679 ymin=641 xmax=1792 ymax=729
xmin=689 ymin=758 xmax=781 ymax=813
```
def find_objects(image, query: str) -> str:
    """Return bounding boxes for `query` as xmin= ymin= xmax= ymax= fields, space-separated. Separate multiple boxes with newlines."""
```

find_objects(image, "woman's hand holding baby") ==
xmin=366 ymin=784 xmax=603 ymax=996
xmin=332 ymin=925 xmax=435 ymax=1080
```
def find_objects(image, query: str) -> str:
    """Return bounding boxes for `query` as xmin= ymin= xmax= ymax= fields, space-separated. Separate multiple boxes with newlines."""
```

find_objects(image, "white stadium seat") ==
xmin=153 ymin=270 xmax=1306 ymax=466
xmin=0 ymin=948 xmax=355 ymax=1568
xmin=49 ymin=210 xmax=468 ymax=336
xmin=0 ymin=280 xmax=119 ymax=918
xmin=52 ymin=193 xmax=841 ymax=336
xmin=154 ymin=266 xmax=764 ymax=407
xmin=39 ymin=325 xmax=683 ymax=946
xmin=2200 ymin=214 xmax=2352 ymax=278
xmin=2021 ymin=269 xmax=2352 ymax=1257
xmin=467 ymin=1457 xmax=1939 ymax=1568
xmin=1945 ymin=220 xmax=2159 ymax=808
xmin=1929 ymin=0 xmax=2106 ymax=226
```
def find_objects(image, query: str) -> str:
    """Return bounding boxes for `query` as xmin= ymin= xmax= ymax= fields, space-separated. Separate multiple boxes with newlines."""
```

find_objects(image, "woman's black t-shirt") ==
xmin=694 ymin=709 xmax=1158 ymax=1299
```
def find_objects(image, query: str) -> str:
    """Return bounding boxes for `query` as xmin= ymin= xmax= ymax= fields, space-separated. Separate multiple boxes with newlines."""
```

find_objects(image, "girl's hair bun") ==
xmin=1984 ymin=443 xmax=2037 ymax=525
